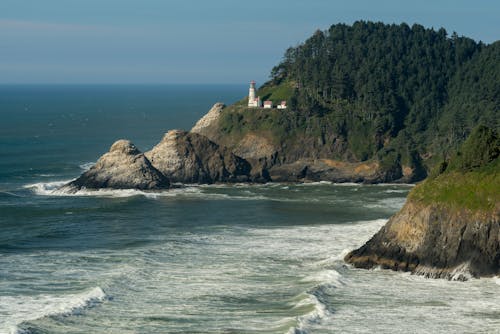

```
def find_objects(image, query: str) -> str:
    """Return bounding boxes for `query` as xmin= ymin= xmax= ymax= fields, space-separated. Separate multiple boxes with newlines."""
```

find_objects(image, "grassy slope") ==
xmin=409 ymin=158 xmax=499 ymax=212
xmin=256 ymin=81 xmax=295 ymax=103
xmin=217 ymin=105 xmax=294 ymax=145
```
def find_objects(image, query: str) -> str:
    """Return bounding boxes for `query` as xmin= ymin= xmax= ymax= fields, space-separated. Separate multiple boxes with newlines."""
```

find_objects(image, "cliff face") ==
xmin=267 ymin=159 xmax=400 ymax=183
xmin=64 ymin=140 xmax=169 ymax=191
xmin=145 ymin=130 xmax=252 ymax=184
xmin=345 ymin=200 xmax=500 ymax=279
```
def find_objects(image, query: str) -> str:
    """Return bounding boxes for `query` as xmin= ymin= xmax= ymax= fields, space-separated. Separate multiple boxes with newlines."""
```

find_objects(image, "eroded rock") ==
xmin=145 ymin=130 xmax=252 ymax=184
xmin=191 ymin=102 xmax=225 ymax=135
xmin=63 ymin=140 xmax=169 ymax=191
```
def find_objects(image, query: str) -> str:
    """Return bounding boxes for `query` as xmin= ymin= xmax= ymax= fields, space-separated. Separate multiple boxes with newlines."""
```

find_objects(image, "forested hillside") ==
xmin=269 ymin=22 xmax=498 ymax=159
xmin=203 ymin=21 xmax=499 ymax=181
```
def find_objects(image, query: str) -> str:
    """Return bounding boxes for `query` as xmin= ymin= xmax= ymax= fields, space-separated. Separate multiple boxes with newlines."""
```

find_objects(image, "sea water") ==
xmin=1 ymin=85 xmax=499 ymax=334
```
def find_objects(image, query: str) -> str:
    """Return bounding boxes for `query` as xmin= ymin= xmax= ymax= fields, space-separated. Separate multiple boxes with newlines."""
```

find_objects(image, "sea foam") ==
xmin=301 ymin=269 xmax=344 ymax=287
xmin=24 ymin=180 xmax=275 ymax=201
xmin=23 ymin=180 xmax=72 ymax=195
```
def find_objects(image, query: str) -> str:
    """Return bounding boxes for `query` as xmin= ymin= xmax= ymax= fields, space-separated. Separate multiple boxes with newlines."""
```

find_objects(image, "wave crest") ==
xmin=2 ymin=287 xmax=107 ymax=334
xmin=287 ymin=292 xmax=331 ymax=334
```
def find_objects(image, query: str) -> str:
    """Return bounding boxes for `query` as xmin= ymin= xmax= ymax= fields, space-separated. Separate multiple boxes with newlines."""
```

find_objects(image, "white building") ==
xmin=263 ymin=100 xmax=273 ymax=109
xmin=277 ymin=101 xmax=287 ymax=109
xmin=247 ymin=81 xmax=287 ymax=110
xmin=248 ymin=81 xmax=262 ymax=107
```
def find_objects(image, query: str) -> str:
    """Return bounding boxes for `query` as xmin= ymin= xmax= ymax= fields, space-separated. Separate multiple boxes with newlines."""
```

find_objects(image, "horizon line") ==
xmin=0 ymin=82 xmax=254 ymax=86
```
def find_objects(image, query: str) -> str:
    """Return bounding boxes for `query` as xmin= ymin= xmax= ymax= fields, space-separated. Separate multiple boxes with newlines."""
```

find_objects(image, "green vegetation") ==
xmin=219 ymin=106 xmax=332 ymax=147
xmin=410 ymin=163 xmax=499 ymax=212
xmin=218 ymin=106 xmax=294 ymax=144
xmin=256 ymin=80 xmax=295 ymax=104
xmin=439 ymin=42 xmax=500 ymax=153
xmin=220 ymin=21 xmax=499 ymax=174
xmin=410 ymin=126 xmax=499 ymax=212
xmin=446 ymin=125 xmax=500 ymax=172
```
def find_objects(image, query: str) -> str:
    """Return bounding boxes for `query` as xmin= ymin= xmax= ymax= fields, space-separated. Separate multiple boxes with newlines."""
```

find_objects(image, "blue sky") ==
xmin=0 ymin=0 xmax=498 ymax=84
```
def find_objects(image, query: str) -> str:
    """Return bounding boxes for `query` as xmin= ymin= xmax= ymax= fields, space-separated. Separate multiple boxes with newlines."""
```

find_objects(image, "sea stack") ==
xmin=145 ymin=130 xmax=252 ymax=184
xmin=62 ymin=140 xmax=170 ymax=191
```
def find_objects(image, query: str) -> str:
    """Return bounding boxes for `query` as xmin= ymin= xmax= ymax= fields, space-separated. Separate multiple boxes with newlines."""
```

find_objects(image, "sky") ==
xmin=0 ymin=0 xmax=498 ymax=84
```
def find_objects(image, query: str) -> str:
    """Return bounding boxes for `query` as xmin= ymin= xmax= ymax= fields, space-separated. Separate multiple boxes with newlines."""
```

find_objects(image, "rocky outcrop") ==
xmin=345 ymin=200 xmax=500 ymax=279
xmin=191 ymin=102 xmax=225 ymax=135
xmin=63 ymin=140 xmax=169 ymax=191
xmin=61 ymin=101 xmax=422 ymax=190
xmin=145 ymin=130 xmax=253 ymax=184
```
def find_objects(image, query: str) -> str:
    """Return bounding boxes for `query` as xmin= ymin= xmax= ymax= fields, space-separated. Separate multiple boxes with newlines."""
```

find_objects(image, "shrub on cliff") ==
xmin=446 ymin=125 xmax=499 ymax=172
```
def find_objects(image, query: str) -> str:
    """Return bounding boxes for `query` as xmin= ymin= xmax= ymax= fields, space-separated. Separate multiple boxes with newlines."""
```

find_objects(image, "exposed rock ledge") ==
xmin=268 ymin=159 xmax=399 ymax=183
xmin=62 ymin=140 xmax=169 ymax=191
xmin=345 ymin=200 xmax=500 ymax=280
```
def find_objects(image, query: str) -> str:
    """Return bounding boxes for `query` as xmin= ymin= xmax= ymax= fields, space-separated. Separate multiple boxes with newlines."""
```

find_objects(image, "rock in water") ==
xmin=63 ymin=140 xmax=169 ymax=191
xmin=145 ymin=130 xmax=251 ymax=184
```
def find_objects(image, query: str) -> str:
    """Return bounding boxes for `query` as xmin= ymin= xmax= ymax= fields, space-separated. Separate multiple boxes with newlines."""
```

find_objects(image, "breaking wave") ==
xmin=288 ymin=270 xmax=344 ymax=333
xmin=1 ymin=287 xmax=106 ymax=334
xmin=288 ymin=293 xmax=331 ymax=334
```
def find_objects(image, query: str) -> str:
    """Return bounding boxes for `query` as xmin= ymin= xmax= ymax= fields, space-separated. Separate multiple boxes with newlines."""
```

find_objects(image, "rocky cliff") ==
xmin=345 ymin=126 xmax=500 ymax=279
xmin=63 ymin=140 xmax=169 ymax=191
xmin=345 ymin=200 xmax=500 ymax=279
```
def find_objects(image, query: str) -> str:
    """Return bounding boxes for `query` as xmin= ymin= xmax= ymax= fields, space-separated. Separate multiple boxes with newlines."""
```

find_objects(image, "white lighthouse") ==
xmin=248 ymin=80 xmax=262 ymax=107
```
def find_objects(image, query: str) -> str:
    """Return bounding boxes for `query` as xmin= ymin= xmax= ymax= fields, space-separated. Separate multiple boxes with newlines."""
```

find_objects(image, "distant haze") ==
xmin=0 ymin=0 xmax=498 ymax=84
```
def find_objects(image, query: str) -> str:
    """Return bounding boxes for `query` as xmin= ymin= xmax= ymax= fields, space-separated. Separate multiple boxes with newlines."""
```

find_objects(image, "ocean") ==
xmin=0 ymin=85 xmax=499 ymax=334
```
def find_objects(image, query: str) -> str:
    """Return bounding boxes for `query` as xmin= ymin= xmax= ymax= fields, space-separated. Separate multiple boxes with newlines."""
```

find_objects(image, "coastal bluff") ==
xmin=345 ymin=200 xmax=499 ymax=279
xmin=191 ymin=103 xmax=412 ymax=183
xmin=345 ymin=126 xmax=500 ymax=279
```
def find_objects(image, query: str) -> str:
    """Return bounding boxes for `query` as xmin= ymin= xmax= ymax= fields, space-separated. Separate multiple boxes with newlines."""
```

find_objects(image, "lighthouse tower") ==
xmin=248 ymin=80 xmax=261 ymax=107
